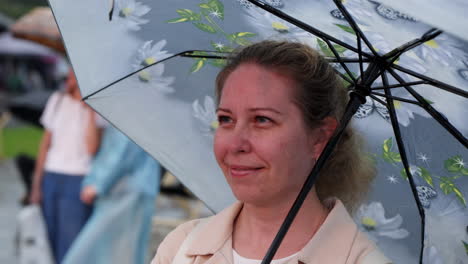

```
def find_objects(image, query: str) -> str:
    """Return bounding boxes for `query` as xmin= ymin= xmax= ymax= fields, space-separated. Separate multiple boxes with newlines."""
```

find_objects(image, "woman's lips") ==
xmin=229 ymin=165 xmax=264 ymax=177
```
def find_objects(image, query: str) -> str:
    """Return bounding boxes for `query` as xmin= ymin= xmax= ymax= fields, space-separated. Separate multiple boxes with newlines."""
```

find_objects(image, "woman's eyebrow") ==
xmin=249 ymin=107 xmax=282 ymax=115
xmin=216 ymin=107 xmax=231 ymax=113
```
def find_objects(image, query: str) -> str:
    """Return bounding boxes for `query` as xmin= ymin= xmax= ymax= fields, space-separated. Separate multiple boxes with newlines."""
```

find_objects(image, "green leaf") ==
xmin=166 ymin=17 xmax=189 ymax=23
xmin=191 ymin=59 xmax=206 ymax=73
xmin=463 ymin=241 xmax=468 ymax=256
xmin=383 ymin=138 xmax=393 ymax=153
xmin=228 ymin=32 xmax=255 ymax=46
xmin=439 ymin=176 xmax=455 ymax=195
xmin=317 ymin=38 xmax=347 ymax=57
xmin=208 ymin=59 xmax=227 ymax=68
xmin=382 ymin=151 xmax=401 ymax=164
xmin=461 ymin=167 xmax=468 ymax=176
xmin=194 ymin=22 xmax=217 ymax=33
xmin=335 ymin=24 xmax=356 ymax=35
xmin=424 ymin=98 xmax=435 ymax=104
xmin=453 ymin=186 xmax=467 ymax=207
xmin=334 ymin=45 xmax=347 ymax=54
xmin=445 ymin=155 xmax=465 ymax=173
xmin=236 ymin=32 xmax=256 ymax=37
xmin=400 ymin=168 xmax=408 ymax=180
xmin=176 ymin=9 xmax=195 ymax=17
xmin=419 ymin=167 xmax=434 ymax=187
xmin=317 ymin=39 xmax=333 ymax=57
xmin=175 ymin=9 xmax=201 ymax=21
xmin=199 ymin=0 xmax=224 ymax=19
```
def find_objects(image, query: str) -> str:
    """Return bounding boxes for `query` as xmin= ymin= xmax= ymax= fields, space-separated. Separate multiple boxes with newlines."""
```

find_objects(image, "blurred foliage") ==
xmin=1 ymin=125 xmax=43 ymax=158
xmin=0 ymin=0 xmax=48 ymax=19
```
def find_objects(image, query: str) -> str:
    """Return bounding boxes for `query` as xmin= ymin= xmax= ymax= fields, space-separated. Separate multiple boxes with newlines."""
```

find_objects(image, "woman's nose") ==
xmin=229 ymin=126 xmax=252 ymax=154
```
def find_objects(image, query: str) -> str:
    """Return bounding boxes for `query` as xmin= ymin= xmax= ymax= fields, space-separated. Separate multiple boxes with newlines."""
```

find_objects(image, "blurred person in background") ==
xmin=29 ymin=70 xmax=104 ymax=263
xmin=62 ymin=125 xmax=161 ymax=264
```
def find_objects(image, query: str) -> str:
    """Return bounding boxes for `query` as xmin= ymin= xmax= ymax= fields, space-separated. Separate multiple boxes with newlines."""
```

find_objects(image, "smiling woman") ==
xmin=152 ymin=41 xmax=390 ymax=264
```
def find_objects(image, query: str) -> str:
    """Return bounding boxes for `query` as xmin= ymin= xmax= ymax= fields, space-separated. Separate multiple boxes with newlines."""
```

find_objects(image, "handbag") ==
xmin=17 ymin=204 xmax=54 ymax=264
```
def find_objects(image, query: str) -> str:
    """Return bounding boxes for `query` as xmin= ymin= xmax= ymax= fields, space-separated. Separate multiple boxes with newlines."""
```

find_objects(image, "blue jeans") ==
xmin=41 ymin=171 xmax=92 ymax=263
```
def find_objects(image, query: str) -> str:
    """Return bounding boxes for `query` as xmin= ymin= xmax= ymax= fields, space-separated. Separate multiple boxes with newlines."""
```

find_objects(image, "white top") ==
xmin=233 ymin=250 xmax=299 ymax=264
xmin=40 ymin=91 xmax=105 ymax=175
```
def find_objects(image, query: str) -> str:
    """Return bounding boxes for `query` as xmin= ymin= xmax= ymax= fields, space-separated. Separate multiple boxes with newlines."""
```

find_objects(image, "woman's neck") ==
xmin=232 ymin=191 xmax=328 ymax=260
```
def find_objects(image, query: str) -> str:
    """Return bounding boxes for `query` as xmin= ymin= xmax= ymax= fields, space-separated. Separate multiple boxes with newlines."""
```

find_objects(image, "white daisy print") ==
xmin=193 ymin=96 xmax=218 ymax=135
xmin=356 ymin=201 xmax=410 ymax=240
xmin=114 ymin=0 xmax=150 ymax=31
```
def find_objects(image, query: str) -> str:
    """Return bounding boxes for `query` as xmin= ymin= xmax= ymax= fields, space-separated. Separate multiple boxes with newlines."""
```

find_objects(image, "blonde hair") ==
xmin=215 ymin=40 xmax=375 ymax=212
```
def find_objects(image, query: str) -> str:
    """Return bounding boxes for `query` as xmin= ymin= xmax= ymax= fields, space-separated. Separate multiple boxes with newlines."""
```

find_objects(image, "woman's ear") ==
xmin=310 ymin=117 xmax=338 ymax=159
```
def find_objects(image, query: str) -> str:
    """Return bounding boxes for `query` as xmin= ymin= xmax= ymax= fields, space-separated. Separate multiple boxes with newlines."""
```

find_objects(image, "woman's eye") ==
xmin=255 ymin=116 xmax=272 ymax=124
xmin=217 ymin=115 xmax=232 ymax=124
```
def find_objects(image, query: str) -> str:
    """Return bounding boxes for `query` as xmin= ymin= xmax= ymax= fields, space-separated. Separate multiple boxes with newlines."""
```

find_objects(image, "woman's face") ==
xmin=214 ymin=63 xmax=321 ymax=206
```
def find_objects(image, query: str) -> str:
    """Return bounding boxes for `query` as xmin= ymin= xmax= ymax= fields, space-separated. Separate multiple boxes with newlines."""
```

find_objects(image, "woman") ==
xmin=29 ymin=70 xmax=104 ymax=263
xmin=62 ymin=126 xmax=161 ymax=264
xmin=152 ymin=41 xmax=390 ymax=264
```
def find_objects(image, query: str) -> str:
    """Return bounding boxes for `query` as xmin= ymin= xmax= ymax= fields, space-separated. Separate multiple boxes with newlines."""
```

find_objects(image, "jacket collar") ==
xmin=296 ymin=199 xmax=359 ymax=264
xmin=184 ymin=199 xmax=358 ymax=264
xmin=185 ymin=201 xmax=243 ymax=256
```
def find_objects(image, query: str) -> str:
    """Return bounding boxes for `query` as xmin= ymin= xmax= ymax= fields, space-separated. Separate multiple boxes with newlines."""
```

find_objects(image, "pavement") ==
xmin=0 ymin=159 xmax=24 ymax=264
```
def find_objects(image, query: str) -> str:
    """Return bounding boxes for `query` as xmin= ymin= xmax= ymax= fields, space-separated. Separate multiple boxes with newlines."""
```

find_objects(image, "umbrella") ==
xmin=10 ymin=7 xmax=65 ymax=53
xmin=374 ymin=0 xmax=468 ymax=42
xmin=47 ymin=0 xmax=468 ymax=263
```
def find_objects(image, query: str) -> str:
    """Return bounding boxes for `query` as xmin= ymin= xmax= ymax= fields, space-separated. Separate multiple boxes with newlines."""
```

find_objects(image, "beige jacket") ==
xmin=152 ymin=200 xmax=391 ymax=264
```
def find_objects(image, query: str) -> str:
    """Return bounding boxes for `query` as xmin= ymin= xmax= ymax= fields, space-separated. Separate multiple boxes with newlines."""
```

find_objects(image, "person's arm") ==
xmin=29 ymin=130 xmax=52 ymax=204
xmin=85 ymin=108 xmax=102 ymax=155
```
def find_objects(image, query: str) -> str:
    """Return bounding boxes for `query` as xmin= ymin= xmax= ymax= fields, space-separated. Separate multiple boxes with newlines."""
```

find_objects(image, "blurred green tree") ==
xmin=0 ymin=0 xmax=48 ymax=19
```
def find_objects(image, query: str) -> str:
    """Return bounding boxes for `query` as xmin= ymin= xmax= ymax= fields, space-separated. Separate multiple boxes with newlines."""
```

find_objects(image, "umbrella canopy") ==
xmin=10 ymin=7 xmax=65 ymax=53
xmin=376 ymin=0 xmax=468 ymax=42
xmin=47 ymin=0 xmax=468 ymax=263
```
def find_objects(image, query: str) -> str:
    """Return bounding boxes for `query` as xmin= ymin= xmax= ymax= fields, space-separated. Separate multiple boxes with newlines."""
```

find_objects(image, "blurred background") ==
xmin=0 ymin=1 xmax=211 ymax=263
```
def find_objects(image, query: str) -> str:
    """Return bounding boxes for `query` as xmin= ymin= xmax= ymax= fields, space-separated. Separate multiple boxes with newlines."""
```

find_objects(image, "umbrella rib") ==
xmin=109 ymin=0 xmax=115 ymax=21
xmin=322 ymin=38 xmax=356 ymax=83
xmin=83 ymin=51 xmax=199 ymax=100
xmin=245 ymin=0 xmax=373 ymax=58
xmin=332 ymin=0 xmax=379 ymax=57
xmin=334 ymin=68 xmax=354 ymax=86
xmin=383 ymin=28 xmax=442 ymax=61
xmin=326 ymin=57 xmax=371 ymax=63
xmin=381 ymin=72 xmax=425 ymax=264
xmin=260 ymin=92 xmax=366 ymax=264
xmin=371 ymin=81 xmax=429 ymax=91
xmin=391 ymin=64 xmax=468 ymax=98
xmin=387 ymin=68 xmax=468 ymax=148
xmin=368 ymin=94 xmax=388 ymax=107
xmin=370 ymin=92 xmax=422 ymax=106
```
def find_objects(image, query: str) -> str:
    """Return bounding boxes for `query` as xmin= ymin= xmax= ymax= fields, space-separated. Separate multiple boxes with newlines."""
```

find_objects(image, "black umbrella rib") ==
xmin=387 ymin=68 xmax=468 ymax=148
xmin=245 ymin=0 xmax=373 ymax=58
xmin=260 ymin=92 xmax=366 ymax=264
xmin=371 ymin=81 xmax=429 ymax=91
xmin=381 ymin=72 xmax=425 ymax=264
xmin=370 ymin=92 xmax=422 ymax=106
xmin=83 ymin=51 xmax=208 ymax=100
xmin=332 ymin=0 xmax=379 ymax=58
xmin=334 ymin=69 xmax=354 ymax=85
xmin=383 ymin=28 xmax=442 ymax=61
xmin=369 ymin=94 xmax=388 ymax=107
xmin=322 ymin=38 xmax=357 ymax=83
xmin=326 ymin=57 xmax=371 ymax=63
xmin=180 ymin=50 xmax=229 ymax=60
xmin=391 ymin=64 xmax=468 ymax=98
